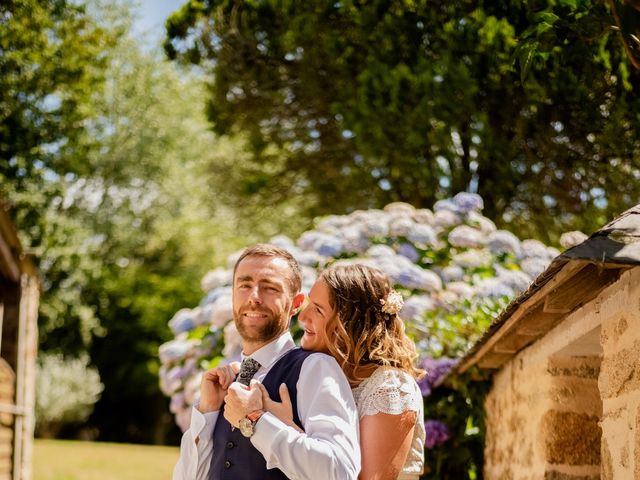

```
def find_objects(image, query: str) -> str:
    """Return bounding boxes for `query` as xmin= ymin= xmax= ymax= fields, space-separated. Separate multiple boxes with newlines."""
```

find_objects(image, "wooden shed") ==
xmin=0 ymin=203 xmax=39 ymax=480
xmin=458 ymin=203 xmax=640 ymax=479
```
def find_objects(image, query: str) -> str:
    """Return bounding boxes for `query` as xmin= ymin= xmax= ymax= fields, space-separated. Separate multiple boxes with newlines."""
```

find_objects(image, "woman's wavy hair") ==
xmin=319 ymin=264 xmax=424 ymax=385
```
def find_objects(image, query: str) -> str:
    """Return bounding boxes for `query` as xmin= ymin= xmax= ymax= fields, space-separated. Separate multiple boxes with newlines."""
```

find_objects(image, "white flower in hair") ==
xmin=380 ymin=290 xmax=404 ymax=315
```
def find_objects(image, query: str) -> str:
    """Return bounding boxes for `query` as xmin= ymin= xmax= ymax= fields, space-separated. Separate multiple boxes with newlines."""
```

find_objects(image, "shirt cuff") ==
xmin=189 ymin=405 xmax=220 ymax=444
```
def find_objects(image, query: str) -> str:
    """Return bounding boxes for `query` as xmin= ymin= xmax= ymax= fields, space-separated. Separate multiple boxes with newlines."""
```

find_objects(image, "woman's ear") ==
xmin=290 ymin=292 xmax=306 ymax=315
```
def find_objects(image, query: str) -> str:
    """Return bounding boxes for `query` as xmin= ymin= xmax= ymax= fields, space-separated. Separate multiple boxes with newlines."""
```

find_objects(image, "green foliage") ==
xmin=166 ymin=0 xmax=640 ymax=243
xmin=2 ymin=0 xmax=299 ymax=444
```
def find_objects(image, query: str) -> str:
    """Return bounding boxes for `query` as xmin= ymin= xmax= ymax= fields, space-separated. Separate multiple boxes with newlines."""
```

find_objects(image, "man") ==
xmin=173 ymin=244 xmax=361 ymax=480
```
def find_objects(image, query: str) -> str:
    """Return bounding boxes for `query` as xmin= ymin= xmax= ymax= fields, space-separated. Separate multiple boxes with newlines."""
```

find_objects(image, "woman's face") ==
xmin=298 ymin=280 xmax=335 ymax=353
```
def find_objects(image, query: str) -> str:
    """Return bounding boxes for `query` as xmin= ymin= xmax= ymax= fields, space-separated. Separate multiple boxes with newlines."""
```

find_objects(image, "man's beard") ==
xmin=234 ymin=306 xmax=288 ymax=344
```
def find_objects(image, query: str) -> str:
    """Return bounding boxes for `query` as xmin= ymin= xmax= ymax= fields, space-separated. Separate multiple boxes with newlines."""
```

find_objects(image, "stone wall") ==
xmin=598 ymin=267 xmax=640 ymax=479
xmin=482 ymin=267 xmax=640 ymax=479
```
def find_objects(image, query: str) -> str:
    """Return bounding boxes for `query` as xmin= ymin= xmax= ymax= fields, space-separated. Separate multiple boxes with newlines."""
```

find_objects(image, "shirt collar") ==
xmin=242 ymin=331 xmax=296 ymax=370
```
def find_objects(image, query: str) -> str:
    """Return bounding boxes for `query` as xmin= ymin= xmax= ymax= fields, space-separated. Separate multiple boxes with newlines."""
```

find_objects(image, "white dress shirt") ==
xmin=172 ymin=332 xmax=361 ymax=480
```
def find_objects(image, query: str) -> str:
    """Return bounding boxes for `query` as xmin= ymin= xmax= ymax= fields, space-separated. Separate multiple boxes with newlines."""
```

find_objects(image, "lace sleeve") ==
xmin=356 ymin=368 xmax=422 ymax=418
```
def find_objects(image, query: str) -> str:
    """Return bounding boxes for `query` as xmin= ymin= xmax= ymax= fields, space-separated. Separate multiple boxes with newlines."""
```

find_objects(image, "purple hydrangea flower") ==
xmin=453 ymin=192 xmax=484 ymax=213
xmin=398 ymin=243 xmax=420 ymax=262
xmin=425 ymin=420 xmax=452 ymax=448
xmin=418 ymin=357 xmax=457 ymax=396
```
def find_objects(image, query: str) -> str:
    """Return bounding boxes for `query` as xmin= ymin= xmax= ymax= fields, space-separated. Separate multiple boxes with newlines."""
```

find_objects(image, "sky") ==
xmin=131 ymin=0 xmax=186 ymax=47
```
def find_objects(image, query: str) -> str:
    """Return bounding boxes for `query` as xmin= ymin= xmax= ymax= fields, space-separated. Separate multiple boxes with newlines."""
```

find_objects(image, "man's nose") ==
xmin=248 ymin=287 xmax=262 ymax=304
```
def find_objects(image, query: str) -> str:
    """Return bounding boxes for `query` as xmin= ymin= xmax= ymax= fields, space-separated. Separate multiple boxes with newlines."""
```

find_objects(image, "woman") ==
xmin=263 ymin=264 xmax=425 ymax=480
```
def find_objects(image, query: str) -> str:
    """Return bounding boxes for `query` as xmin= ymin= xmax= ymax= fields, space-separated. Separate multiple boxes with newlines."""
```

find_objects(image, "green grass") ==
xmin=33 ymin=439 xmax=179 ymax=480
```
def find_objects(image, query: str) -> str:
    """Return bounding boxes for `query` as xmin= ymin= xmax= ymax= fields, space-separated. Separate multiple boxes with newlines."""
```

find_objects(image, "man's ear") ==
xmin=290 ymin=293 xmax=305 ymax=316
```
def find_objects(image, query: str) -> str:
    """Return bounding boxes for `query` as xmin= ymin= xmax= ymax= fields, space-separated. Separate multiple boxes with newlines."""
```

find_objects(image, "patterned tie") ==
xmin=237 ymin=357 xmax=261 ymax=386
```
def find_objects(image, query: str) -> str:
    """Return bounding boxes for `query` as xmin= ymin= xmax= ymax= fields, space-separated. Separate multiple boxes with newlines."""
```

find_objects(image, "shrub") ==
xmin=35 ymin=353 xmax=104 ymax=438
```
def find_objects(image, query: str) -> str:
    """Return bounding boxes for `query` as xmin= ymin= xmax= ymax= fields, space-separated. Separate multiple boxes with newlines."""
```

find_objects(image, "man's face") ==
xmin=232 ymin=255 xmax=296 ymax=350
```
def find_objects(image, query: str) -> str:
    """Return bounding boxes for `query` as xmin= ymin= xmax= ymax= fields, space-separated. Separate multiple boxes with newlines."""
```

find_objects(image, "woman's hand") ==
xmin=257 ymin=383 xmax=304 ymax=433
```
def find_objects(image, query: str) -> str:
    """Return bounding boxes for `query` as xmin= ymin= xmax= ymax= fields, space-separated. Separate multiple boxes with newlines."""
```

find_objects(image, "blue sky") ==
xmin=131 ymin=0 xmax=186 ymax=46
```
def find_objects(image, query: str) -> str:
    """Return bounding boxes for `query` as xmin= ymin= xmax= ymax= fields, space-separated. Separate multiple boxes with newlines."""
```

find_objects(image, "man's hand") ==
xmin=198 ymin=362 xmax=239 ymax=413
xmin=223 ymin=380 xmax=263 ymax=427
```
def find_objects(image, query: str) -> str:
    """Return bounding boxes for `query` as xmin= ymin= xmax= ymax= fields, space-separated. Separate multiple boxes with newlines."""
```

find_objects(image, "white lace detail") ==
xmin=352 ymin=367 xmax=425 ymax=477
xmin=352 ymin=367 xmax=421 ymax=417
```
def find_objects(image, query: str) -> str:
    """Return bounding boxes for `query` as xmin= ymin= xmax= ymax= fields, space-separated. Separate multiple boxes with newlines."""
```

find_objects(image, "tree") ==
xmin=2 ymin=0 xmax=299 ymax=444
xmin=165 ymin=0 xmax=640 ymax=243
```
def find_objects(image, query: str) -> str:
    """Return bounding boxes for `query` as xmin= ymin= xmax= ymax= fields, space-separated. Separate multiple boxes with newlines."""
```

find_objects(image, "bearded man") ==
xmin=173 ymin=244 xmax=360 ymax=480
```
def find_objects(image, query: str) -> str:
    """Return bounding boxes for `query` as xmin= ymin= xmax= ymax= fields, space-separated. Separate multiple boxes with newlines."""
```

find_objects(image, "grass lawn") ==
xmin=33 ymin=439 xmax=180 ymax=480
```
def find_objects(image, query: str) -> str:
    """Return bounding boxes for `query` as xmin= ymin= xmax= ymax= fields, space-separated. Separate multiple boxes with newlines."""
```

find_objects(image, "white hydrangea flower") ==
xmin=445 ymin=282 xmax=475 ymax=300
xmin=518 ymin=239 xmax=550 ymax=260
xmin=383 ymin=202 xmax=416 ymax=216
xmin=520 ymin=257 xmax=550 ymax=278
xmin=433 ymin=209 xmax=462 ymax=229
xmin=467 ymin=211 xmax=497 ymax=234
xmin=433 ymin=199 xmax=459 ymax=213
xmin=399 ymin=295 xmax=436 ymax=321
xmin=268 ymin=235 xmax=296 ymax=249
xmin=388 ymin=217 xmax=415 ymax=237
xmin=366 ymin=244 xmax=397 ymax=258
xmin=441 ymin=265 xmax=465 ymax=282
xmin=560 ymin=231 xmax=588 ymax=249
xmin=222 ymin=321 xmax=243 ymax=360
xmin=412 ymin=208 xmax=435 ymax=224
xmin=488 ymin=230 xmax=521 ymax=256
xmin=200 ymin=267 xmax=232 ymax=293
xmin=448 ymin=225 xmax=487 ymax=248
xmin=406 ymin=223 xmax=437 ymax=246
xmin=452 ymin=249 xmax=492 ymax=268
xmin=209 ymin=294 xmax=233 ymax=328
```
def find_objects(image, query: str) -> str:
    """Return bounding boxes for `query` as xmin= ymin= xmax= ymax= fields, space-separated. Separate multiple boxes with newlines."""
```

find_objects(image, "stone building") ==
xmin=0 ymin=203 xmax=38 ymax=480
xmin=458 ymin=204 xmax=640 ymax=479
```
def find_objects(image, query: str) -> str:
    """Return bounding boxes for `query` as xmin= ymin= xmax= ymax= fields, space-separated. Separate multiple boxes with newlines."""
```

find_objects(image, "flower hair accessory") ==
xmin=380 ymin=289 xmax=404 ymax=315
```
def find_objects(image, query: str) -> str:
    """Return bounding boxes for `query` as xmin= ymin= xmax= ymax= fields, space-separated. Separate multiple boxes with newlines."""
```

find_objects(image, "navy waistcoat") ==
xmin=208 ymin=347 xmax=313 ymax=480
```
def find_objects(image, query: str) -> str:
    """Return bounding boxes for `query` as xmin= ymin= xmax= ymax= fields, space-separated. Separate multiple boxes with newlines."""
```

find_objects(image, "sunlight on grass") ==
xmin=33 ymin=439 xmax=179 ymax=480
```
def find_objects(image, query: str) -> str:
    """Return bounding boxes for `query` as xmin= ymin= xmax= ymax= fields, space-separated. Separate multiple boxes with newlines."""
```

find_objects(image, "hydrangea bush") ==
xmin=159 ymin=193 xmax=576 ymax=478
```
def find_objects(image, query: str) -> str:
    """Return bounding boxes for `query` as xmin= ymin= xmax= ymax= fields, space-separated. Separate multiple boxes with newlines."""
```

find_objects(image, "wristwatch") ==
xmin=239 ymin=409 xmax=265 ymax=438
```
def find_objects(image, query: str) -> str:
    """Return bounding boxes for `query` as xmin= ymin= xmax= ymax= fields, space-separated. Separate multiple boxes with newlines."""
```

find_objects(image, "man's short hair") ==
xmin=233 ymin=243 xmax=302 ymax=294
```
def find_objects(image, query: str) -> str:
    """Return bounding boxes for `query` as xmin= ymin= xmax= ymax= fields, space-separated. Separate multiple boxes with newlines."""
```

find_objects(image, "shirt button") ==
xmin=226 ymin=441 xmax=235 ymax=449
xmin=224 ymin=460 xmax=232 ymax=469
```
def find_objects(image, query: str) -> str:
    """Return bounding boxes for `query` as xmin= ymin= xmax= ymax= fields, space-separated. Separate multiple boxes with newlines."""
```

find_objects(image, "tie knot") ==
xmin=237 ymin=357 xmax=262 ymax=386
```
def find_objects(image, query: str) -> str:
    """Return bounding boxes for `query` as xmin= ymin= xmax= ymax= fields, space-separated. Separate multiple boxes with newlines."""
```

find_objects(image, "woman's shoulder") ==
xmin=365 ymin=366 xmax=418 ymax=389
xmin=353 ymin=366 xmax=422 ymax=417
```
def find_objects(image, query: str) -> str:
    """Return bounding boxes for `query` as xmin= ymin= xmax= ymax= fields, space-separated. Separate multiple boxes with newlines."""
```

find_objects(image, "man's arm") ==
xmin=250 ymin=354 xmax=361 ymax=480
xmin=172 ymin=408 xmax=219 ymax=480
xmin=173 ymin=364 xmax=237 ymax=480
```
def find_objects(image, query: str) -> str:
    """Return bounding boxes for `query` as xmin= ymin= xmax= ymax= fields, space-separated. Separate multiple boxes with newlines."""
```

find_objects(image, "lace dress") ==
xmin=351 ymin=366 xmax=425 ymax=480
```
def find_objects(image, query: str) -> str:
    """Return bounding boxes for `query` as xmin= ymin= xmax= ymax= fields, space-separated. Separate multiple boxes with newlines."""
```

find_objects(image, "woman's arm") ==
xmin=358 ymin=410 xmax=416 ymax=480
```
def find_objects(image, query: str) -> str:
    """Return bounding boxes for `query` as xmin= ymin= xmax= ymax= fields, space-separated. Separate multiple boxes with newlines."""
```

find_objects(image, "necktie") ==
xmin=237 ymin=357 xmax=261 ymax=386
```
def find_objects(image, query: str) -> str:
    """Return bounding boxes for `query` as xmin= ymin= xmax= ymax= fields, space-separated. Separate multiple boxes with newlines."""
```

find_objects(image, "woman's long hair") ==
xmin=319 ymin=264 xmax=424 ymax=385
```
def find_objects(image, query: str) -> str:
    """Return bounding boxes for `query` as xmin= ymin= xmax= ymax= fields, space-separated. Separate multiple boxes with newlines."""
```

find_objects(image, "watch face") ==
xmin=239 ymin=417 xmax=254 ymax=438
